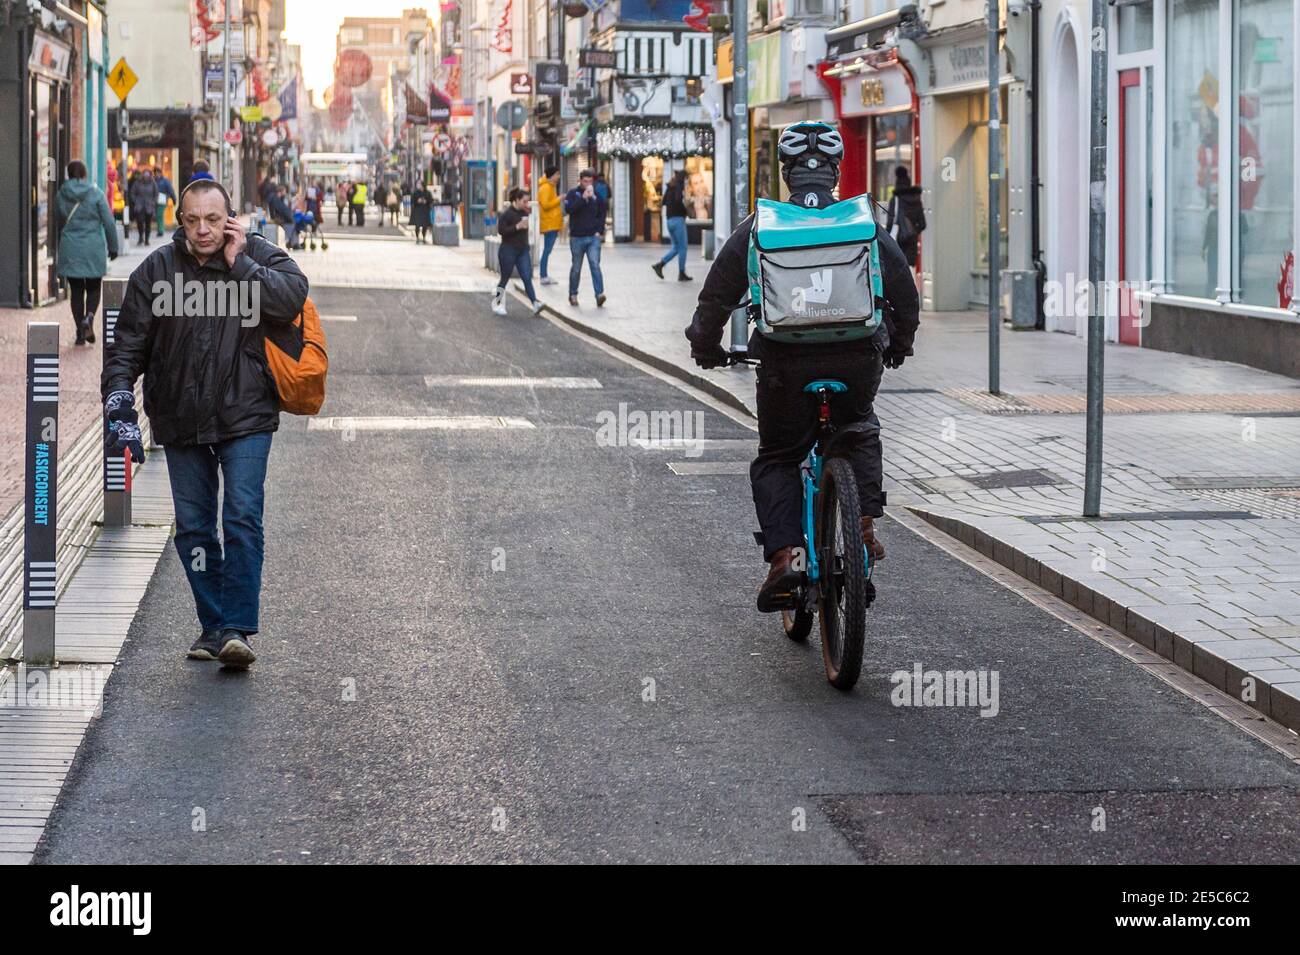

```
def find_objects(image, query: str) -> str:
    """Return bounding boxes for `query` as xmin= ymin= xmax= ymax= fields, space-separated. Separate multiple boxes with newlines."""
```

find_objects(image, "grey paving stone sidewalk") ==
xmin=467 ymin=234 xmax=1300 ymax=731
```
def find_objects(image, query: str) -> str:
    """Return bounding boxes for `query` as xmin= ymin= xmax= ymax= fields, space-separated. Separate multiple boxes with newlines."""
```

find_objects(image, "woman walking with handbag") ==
xmin=57 ymin=160 xmax=120 ymax=345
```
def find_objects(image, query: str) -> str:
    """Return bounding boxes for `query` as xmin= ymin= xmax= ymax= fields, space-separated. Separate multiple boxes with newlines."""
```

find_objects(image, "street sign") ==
xmin=534 ymin=61 xmax=568 ymax=96
xmin=433 ymin=132 xmax=452 ymax=155
xmin=224 ymin=128 xmax=243 ymax=145
xmin=510 ymin=73 xmax=533 ymax=95
xmin=107 ymin=57 xmax=138 ymax=102
xmin=495 ymin=99 xmax=527 ymax=131
xmin=239 ymin=105 xmax=263 ymax=122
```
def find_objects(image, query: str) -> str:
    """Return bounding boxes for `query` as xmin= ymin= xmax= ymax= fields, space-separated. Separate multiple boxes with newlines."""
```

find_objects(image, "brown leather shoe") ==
xmin=757 ymin=546 xmax=802 ymax=613
xmin=861 ymin=517 xmax=886 ymax=561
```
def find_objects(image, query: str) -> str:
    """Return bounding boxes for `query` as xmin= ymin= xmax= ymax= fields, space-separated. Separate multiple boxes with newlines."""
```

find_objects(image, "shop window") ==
xmin=1118 ymin=2 xmax=1155 ymax=55
xmin=1234 ymin=0 xmax=1293 ymax=308
xmin=1165 ymin=0 xmax=1220 ymax=299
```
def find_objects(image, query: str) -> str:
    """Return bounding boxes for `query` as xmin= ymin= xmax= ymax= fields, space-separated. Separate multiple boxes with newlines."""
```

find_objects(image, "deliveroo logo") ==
xmin=792 ymin=269 xmax=833 ymax=313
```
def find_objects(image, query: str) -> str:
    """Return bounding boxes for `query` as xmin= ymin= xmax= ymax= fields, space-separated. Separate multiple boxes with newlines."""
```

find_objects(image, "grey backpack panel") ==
xmin=756 ymin=245 xmax=879 ymax=332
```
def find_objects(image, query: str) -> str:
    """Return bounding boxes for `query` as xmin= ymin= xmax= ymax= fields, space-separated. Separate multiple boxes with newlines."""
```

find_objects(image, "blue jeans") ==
xmin=166 ymin=432 xmax=273 ymax=634
xmin=569 ymin=235 xmax=605 ymax=297
xmin=659 ymin=216 xmax=688 ymax=274
xmin=498 ymin=243 xmax=538 ymax=303
xmin=539 ymin=230 xmax=559 ymax=279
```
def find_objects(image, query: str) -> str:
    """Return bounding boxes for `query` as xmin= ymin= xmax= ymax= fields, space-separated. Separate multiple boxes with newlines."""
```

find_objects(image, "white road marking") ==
xmin=308 ymin=415 xmax=536 ymax=432
xmin=320 ymin=314 xmax=358 ymax=322
xmin=632 ymin=437 xmax=755 ymax=451
xmin=667 ymin=461 xmax=749 ymax=476
xmin=423 ymin=375 xmax=602 ymax=389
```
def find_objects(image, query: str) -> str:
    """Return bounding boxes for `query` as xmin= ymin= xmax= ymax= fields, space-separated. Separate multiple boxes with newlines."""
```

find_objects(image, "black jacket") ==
xmin=663 ymin=180 xmax=688 ymax=219
xmin=102 ymin=229 xmax=309 ymax=447
xmin=886 ymin=185 xmax=926 ymax=246
xmin=686 ymin=202 xmax=920 ymax=361
xmin=497 ymin=205 xmax=529 ymax=249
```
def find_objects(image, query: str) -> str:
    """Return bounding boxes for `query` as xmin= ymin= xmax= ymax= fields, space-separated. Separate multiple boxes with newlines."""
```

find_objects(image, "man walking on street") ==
xmin=564 ymin=168 xmax=607 ymax=308
xmin=102 ymin=178 xmax=309 ymax=668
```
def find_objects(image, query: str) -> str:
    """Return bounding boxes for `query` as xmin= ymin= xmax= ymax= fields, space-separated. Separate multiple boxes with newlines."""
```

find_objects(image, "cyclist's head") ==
xmin=778 ymin=121 xmax=842 ymax=207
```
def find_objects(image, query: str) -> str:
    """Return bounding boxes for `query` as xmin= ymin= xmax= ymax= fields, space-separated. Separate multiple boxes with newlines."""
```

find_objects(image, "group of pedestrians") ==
xmin=334 ymin=180 xmax=370 ymax=226
xmin=124 ymin=165 xmax=178 ymax=246
xmin=492 ymin=166 xmax=609 ymax=316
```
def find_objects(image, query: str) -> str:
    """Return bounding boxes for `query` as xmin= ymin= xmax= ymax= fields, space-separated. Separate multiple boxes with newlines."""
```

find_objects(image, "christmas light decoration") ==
xmin=595 ymin=119 xmax=713 ymax=159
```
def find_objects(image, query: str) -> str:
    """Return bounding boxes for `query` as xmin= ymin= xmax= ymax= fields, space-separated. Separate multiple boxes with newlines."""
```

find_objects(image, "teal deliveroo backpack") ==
xmin=746 ymin=193 xmax=885 ymax=344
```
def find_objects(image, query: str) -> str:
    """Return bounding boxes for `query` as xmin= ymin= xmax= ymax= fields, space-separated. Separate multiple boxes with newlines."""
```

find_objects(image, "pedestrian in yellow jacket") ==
xmin=537 ymin=166 xmax=562 ymax=284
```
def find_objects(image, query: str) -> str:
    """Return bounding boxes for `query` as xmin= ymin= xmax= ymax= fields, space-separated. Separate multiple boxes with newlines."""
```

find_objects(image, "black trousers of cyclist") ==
xmin=750 ymin=340 xmax=884 ymax=562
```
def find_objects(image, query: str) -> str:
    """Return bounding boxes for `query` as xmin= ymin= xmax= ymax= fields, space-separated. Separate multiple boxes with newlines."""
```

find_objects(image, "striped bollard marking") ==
xmin=102 ymin=279 xmax=131 ymax=526
xmin=25 ymin=322 xmax=59 ymax=665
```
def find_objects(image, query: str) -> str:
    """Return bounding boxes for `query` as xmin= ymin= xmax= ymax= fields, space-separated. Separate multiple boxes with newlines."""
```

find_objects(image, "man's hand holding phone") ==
xmin=222 ymin=216 xmax=247 ymax=268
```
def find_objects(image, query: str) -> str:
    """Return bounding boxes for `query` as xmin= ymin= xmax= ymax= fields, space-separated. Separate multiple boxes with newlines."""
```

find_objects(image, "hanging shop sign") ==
xmin=238 ymin=104 xmax=263 ymax=122
xmin=429 ymin=86 xmax=453 ymax=123
xmin=510 ymin=73 xmax=533 ymax=95
xmin=534 ymin=61 xmax=568 ymax=97
xmin=746 ymin=32 xmax=782 ymax=107
xmin=490 ymin=0 xmax=513 ymax=54
xmin=579 ymin=48 xmax=617 ymax=70
xmin=30 ymin=33 xmax=73 ymax=81
xmin=839 ymin=63 xmax=912 ymax=118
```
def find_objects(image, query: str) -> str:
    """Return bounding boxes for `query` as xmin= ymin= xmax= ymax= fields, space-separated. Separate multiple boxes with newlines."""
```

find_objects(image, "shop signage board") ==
xmin=839 ymin=63 xmax=913 ymax=118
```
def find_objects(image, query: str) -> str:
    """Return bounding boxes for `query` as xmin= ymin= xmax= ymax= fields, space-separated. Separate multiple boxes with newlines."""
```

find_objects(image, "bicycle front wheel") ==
xmin=816 ymin=457 xmax=867 ymax=690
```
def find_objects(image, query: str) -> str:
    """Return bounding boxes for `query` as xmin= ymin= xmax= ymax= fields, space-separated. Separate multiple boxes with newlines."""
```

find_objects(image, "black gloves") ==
xmin=104 ymin=389 xmax=146 ymax=464
xmin=691 ymin=345 xmax=729 ymax=370
xmin=882 ymin=347 xmax=909 ymax=370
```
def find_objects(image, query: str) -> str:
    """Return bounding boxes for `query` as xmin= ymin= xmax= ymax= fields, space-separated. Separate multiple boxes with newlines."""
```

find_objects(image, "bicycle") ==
xmin=728 ymin=354 xmax=875 ymax=690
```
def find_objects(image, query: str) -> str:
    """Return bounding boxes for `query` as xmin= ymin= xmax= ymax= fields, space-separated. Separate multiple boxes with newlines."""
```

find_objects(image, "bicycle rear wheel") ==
xmin=816 ymin=457 xmax=867 ymax=690
xmin=782 ymin=605 xmax=813 ymax=642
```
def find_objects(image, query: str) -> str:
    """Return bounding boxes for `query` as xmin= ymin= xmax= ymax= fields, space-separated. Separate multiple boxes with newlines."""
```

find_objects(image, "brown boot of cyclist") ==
xmin=861 ymin=517 xmax=886 ymax=561
xmin=757 ymin=546 xmax=802 ymax=613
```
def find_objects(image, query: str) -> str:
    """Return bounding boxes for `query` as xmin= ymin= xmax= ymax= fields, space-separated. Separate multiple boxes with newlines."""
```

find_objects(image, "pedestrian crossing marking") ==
xmin=308 ymin=416 xmax=536 ymax=432
xmin=631 ymin=438 xmax=755 ymax=451
xmin=423 ymin=376 xmax=602 ymax=389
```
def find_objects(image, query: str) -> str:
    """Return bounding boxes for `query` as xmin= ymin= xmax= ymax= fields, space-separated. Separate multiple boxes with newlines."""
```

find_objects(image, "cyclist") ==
xmin=685 ymin=121 xmax=920 ymax=612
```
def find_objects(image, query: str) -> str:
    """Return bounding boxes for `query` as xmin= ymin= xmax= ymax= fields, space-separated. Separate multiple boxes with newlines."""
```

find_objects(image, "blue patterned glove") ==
xmin=104 ymin=390 xmax=146 ymax=464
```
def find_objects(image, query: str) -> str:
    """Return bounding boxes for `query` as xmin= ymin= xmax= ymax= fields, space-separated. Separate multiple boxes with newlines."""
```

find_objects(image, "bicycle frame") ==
xmin=799 ymin=383 xmax=873 ymax=589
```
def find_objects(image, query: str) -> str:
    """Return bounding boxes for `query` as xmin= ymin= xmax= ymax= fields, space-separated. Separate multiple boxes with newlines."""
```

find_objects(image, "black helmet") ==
xmin=777 ymin=121 xmax=844 ymax=170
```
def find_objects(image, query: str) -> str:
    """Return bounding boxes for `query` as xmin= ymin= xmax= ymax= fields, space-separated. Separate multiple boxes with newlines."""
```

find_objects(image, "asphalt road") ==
xmin=34 ymin=275 xmax=1300 ymax=863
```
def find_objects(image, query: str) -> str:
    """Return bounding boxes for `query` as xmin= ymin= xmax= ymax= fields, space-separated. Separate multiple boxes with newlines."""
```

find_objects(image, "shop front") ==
xmin=819 ymin=48 xmax=917 ymax=203
xmin=108 ymin=108 xmax=200 ymax=230
xmin=914 ymin=20 xmax=1030 ymax=314
xmin=1112 ymin=0 xmax=1300 ymax=376
xmin=594 ymin=80 xmax=714 ymax=243
xmin=0 ymin=25 xmax=74 ymax=307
